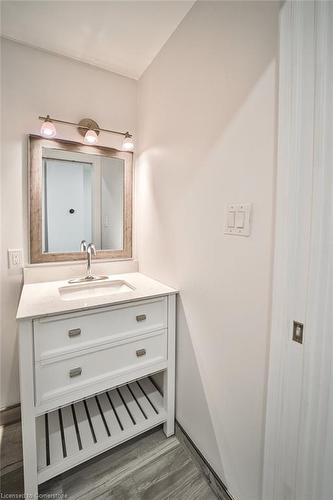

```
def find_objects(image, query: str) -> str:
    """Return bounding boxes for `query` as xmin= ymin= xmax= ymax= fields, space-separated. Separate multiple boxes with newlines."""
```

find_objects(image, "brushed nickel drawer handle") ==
xmin=136 ymin=349 xmax=146 ymax=357
xmin=136 ymin=314 xmax=146 ymax=322
xmin=69 ymin=367 xmax=82 ymax=378
xmin=68 ymin=328 xmax=81 ymax=337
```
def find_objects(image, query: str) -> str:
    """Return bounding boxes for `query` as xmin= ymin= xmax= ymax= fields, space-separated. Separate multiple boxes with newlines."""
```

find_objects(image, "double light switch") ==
xmin=225 ymin=203 xmax=251 ymax=236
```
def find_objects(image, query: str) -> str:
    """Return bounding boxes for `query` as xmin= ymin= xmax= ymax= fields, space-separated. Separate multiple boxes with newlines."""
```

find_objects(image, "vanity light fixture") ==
xmin=38 ymin=115 xmax=134 ymax=150
xmin=40 ymin=115 xmax=57 ymax=138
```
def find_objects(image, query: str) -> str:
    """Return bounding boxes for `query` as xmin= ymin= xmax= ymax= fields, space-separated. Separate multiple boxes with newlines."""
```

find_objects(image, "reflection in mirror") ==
xmin=42 ymin=148 xmax=124 ymax=253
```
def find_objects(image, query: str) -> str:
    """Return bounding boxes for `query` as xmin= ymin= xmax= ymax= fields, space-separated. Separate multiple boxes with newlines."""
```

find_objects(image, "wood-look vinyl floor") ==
xmin=0 ymin=421 xmax=218 ymax=499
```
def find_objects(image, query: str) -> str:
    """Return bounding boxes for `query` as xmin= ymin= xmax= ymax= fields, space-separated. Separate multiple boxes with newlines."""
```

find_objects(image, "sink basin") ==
xmin=58 ymin=279 xmax=135 ymax=301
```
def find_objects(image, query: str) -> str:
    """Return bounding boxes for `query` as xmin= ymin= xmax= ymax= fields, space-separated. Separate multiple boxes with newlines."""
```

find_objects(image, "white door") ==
xmin=263 ymin=2 xmax=333 ymax=500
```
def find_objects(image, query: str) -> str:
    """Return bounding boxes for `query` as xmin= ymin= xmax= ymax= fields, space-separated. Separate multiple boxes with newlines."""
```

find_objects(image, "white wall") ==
xmin=0 ymin=39 xmax=137 ymax=409
xmin=136 ymin=2 xmax=279 ymax=499
xmin=101 ymin=157 xmax=124 ymax=250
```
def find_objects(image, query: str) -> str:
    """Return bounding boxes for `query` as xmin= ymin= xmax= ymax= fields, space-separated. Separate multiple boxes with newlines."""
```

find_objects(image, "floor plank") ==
xmin=0 ymin=421 xmax=23 ymax=477
xmin=1 ymin=423 xmax=218 ymax=499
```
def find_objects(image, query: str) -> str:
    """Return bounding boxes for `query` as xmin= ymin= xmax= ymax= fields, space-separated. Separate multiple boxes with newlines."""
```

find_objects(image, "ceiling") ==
xmin=0 ymin=0 xmax=195 ymax=80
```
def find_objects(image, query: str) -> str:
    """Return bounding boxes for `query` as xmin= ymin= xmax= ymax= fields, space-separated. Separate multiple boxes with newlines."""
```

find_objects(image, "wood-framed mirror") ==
xmin=29 ymin=135 xmax=133 ymax=264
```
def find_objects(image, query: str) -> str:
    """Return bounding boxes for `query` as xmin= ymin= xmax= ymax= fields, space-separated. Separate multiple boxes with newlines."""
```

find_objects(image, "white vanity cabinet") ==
xmin=17 ymin=274 xmax=176 ymax=497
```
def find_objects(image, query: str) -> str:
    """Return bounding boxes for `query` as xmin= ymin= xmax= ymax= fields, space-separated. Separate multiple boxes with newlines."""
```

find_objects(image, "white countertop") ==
xmin=17 ymin=272 xmax=177 ymax=320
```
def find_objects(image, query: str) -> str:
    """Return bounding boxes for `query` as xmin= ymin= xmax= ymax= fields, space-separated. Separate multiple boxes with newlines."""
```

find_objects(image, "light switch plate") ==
xmin=8 ymin=249 xmax=23 ymax=269
xmin=224 ymin=203 xmax=251 ymax=236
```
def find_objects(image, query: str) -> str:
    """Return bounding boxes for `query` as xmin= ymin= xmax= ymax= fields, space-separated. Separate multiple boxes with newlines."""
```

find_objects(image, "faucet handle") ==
xmin=88 ymin=243 xmax=96 ymax=256
xmin=80 ymin=240 xmax=87 ymax=252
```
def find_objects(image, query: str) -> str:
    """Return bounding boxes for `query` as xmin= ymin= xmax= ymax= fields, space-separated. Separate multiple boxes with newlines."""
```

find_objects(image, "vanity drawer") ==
xmin=35 ymin=331 xmax=167 ymax=407
xmin=34 ymin=297 xmax=167 ymax=361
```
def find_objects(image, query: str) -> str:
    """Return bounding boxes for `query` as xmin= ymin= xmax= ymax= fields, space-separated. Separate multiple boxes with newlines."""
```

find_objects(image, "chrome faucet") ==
xmin=86 ymin=243 xmax=96 ymax=279
xmin=68 ymin=240 xmax=108 ymax=283
xmin=80 ymin=240 xmax=88 ymax=252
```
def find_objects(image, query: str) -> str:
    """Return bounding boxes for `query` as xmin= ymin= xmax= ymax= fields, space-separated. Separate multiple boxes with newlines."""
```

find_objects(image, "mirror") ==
xmin=30 ymin=136 xmax=132 ymax=263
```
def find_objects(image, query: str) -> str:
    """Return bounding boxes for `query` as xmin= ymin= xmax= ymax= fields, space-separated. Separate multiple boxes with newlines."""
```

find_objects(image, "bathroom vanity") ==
xmin=17 ymin=272 xmax=177 ymax=497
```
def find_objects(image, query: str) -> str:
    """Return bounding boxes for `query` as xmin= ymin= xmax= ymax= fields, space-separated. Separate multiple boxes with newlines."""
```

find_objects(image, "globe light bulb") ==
xmin=40 ymin=117 xmax=56 ymax=138
xmin=122 ymin=133 xmax=134 ymax=151
xmin=84 ymin=129 xmax=98 ymax=145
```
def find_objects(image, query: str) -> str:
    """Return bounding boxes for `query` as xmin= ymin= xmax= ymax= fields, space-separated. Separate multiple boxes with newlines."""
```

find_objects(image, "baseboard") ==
xmin=175 ymin=421 xmax=235 ymax=500
xmin=0 ymin=403 xmax=21 ymax=426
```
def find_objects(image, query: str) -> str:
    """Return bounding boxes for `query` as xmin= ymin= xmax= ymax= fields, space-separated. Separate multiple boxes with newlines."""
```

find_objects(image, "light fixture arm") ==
xmin=38 ymin=115 xmax=132 ymax=138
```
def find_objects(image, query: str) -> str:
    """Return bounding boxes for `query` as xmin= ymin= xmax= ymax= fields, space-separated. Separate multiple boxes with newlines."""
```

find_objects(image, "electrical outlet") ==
xmin=8 ymin=249 xmax=23 ymax=269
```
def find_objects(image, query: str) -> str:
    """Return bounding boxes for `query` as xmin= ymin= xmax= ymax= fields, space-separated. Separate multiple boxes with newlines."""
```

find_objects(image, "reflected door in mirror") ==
xmin=43 ymin=159 xmax=92 ymax=252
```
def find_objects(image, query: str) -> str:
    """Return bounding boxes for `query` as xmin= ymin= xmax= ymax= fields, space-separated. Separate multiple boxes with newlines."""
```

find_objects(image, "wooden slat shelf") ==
xmin=36 ymin=377 xmax=166 ymax=484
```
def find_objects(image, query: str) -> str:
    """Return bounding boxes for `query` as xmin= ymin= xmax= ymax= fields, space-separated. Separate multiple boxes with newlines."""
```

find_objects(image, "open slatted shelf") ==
xmin=36 ymin=377 xmax=166 ymax=484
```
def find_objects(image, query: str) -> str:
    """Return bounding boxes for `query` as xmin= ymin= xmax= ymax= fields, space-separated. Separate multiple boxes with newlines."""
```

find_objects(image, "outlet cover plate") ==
xmin=8 ymin=249 xmax=23 ymax=269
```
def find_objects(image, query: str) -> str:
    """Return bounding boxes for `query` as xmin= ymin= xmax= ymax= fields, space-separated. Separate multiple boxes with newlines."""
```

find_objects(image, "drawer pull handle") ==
xmin=136 ymin=314 xmax=146 ymax=322
xmin=68 ymin=328 xmax=81 ymax=337
xmin=136 ymin=349 xmax=146 ymax=357
xmin=69 ymin=367 xmax=82 ymax=378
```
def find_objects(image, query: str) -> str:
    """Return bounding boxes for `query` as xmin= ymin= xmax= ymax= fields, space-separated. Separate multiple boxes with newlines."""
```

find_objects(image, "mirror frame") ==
xmin=29 ymin=135 xmax=133 ymax=263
